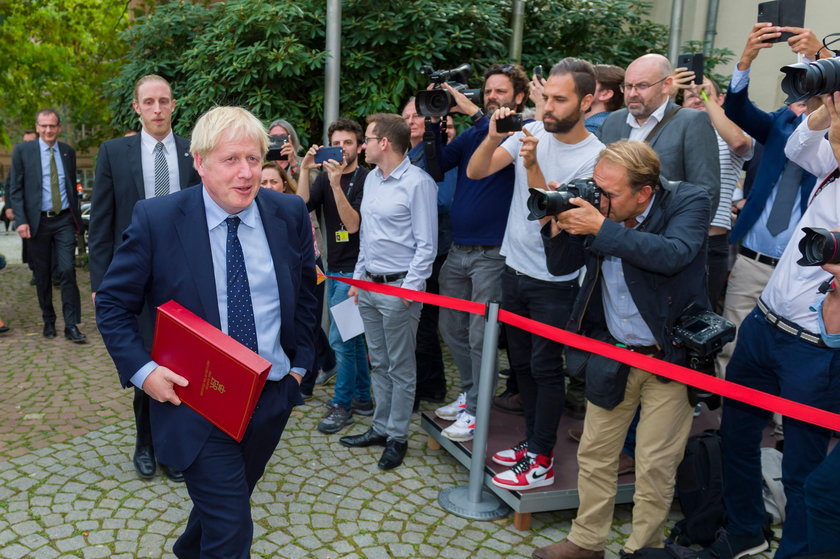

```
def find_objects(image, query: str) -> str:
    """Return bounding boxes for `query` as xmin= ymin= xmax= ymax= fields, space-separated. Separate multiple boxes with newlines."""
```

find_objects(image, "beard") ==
xmin=542 ymin=106 xmax=583 ymax=134
xmin=343 ymin=152 xmax=357 ymax=169
xmin=484 ymin=99 xmax=516 ymax=114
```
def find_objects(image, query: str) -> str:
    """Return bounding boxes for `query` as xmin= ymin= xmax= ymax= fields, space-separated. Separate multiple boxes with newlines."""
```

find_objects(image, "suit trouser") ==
xmin=28 ymin=211 xmax=80 ymax=327
xmin=359 ymin=282 xmax=421 ymax=443
xmin=804 ymin=444 xmax=840 ymax=554
xmin=173 ymin=375 xmax=302 ymax=559
xmin=569 ymin=368 xmax=692 ymax=553
xmin=438 ymin=244 xmax=504 ymax=416
xmin=721 ymin=309 xmax=840 ymax=559
xmin=715 ymin=253 xmax=774 ymax=377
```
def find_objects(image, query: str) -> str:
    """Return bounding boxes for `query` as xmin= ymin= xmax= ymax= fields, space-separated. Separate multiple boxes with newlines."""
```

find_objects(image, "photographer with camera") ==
xmin=268 ymin=118 xmax=304 ymax=179
xmin=406 ymin=63 xmax=530 ymax=441
xmin=704 ymin=87 xmax=840 ymax=559
xmin=531 ymin=140 xmax=710 ymax=559
xmin=714 ymin=23 xmax=823 ymax=379
xmin=466 ymin=57 xmax=604 ymax=490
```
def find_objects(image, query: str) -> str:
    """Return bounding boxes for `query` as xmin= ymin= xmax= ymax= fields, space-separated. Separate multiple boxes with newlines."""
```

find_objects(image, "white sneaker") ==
xmin=435 ymin=392 xmax=466 ymax=421
xmin=491 ymin=453 xmax=554 ymax=490
xmin=441 ymin=410 xmax=475 ymax=441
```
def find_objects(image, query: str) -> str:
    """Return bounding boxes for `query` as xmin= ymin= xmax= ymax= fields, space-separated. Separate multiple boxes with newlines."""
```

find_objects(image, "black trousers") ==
xmin=28 ymin=211 xmax=80 ymax=327
xmin=415 ymin=252 xmax=447 ymax=397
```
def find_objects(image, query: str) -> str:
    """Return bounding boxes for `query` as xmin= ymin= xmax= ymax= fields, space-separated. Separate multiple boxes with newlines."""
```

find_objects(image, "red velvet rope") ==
xmin=333 ymin=276 xmax=840 ymax=431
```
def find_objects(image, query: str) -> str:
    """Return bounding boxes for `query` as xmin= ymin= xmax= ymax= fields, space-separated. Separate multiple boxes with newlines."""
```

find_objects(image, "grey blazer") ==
xmin=596 ymin=100 xmax=721 ymax=219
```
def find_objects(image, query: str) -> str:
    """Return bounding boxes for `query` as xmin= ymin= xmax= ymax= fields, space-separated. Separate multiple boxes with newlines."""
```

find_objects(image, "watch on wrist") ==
xmin=471 ymin=109 xmax=485 ymax=123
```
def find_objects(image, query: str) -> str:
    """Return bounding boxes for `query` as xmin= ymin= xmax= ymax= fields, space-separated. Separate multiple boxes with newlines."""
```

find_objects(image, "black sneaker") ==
xmin=317 ymin=406 xmax=353 ymax=434
xmin=350 ymin=398 xmax=374 ymax=416
xmin=700 ymin=530 xmax=768 ymax=559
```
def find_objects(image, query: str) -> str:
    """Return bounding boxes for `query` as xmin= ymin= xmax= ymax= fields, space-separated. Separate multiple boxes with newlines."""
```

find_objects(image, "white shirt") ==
xmin=140 ymin=130 xmax=180 ymax=199
xmin=626 ymin=98 xmax=669 ymax=141
xmin=763 ymin=118 xmax=839 ymax=332
xmin=500 ymin=121 xmax=604 ymax=281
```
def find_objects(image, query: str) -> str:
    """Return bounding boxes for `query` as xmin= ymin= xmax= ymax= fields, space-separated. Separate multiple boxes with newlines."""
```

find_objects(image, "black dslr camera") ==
xmin=797 ymin=227 xmax=840 ymax=266
xmin=415 ymin=64 xmax=481 ymax=117
xmin=526 ymin=178 xmax=602 ymax=220
xmin=671 ymin=304 xmax=736 ymax=409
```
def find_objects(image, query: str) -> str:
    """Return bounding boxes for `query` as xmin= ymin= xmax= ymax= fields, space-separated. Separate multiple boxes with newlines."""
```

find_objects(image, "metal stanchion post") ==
xmin=438 ymin=301 xmax=509 ymax=520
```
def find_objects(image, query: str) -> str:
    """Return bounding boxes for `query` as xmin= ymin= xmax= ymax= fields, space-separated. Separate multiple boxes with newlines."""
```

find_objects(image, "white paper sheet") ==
xmin=330 ymin=296 xmax=365 ymax=342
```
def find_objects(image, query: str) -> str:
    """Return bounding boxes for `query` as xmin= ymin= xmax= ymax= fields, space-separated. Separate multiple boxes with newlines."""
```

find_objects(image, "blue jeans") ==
xmin=327 ymin=272 xmax=371 ymax=409
xmin=721 ymin=308 xmax=840 ymax=559
xmin=805 ymin=444 xmax=840 ymax=553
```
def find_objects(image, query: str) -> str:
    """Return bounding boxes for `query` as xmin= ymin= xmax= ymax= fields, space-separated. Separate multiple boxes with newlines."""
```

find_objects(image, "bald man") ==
xmin=597 ymin=53 xmax=720 ymax=218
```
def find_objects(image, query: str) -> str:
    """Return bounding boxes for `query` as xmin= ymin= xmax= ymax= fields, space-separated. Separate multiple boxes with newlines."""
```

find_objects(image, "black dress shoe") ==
xmin=43 ymin=323 xmax=56 ymax=339
xmin=0 ymin=322 xmax=9 ymax=334
xmin=339 ymin=427 xmax=387 ymax=448
xmin=64 ymin=326 xmax=87 ymax=343
xmin=133 ymin=447 xmax=156 ymax=479
xmin=159 ymin=463 xmax=185 ymax=483
xmin=378 ymin=439 xmax=408 ymax=470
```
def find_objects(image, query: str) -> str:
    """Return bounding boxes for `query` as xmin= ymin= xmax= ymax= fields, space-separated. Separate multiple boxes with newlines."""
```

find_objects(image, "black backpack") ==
xmin=668 ymin=430 xmax=726 ymax=547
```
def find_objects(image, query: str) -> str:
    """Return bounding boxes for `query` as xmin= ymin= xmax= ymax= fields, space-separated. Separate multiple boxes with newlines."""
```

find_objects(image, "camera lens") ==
xmin=415 ymin=90 xmax=453 ymax=117
xmin=797 ymin=227 xmax=840 ymax=266
xmin=781 ymin=58 xmax=840 ymax=103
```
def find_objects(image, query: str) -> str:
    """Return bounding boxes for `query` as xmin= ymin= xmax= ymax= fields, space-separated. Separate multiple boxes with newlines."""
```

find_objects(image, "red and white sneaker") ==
xmin=491 ymin=453 xmax=554 ymax=490
xmin=492 ymin=440 xmax=528 ymax=466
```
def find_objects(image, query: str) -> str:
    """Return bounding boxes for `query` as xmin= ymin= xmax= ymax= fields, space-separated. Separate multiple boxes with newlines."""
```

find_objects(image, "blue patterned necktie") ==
xmin=225 ymin=216 xmax=258 ymax=353
xmin=153 ymin=141 xmax=170 ymax=198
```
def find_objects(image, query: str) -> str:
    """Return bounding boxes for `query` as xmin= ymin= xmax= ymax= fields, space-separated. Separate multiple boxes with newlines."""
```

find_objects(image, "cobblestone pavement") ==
xmin=0 ymin=255 xmax=777 ymax=559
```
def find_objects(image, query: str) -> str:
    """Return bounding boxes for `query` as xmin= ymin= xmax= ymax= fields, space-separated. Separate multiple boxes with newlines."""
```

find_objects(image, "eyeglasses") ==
xmin=363 ymin=136 xmax=382 ymax=144
xmin=619 ymin=76 xmax=667 ymax=93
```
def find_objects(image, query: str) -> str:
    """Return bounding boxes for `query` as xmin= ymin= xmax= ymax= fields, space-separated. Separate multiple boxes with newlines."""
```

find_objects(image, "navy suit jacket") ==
xmin=8 ymin=139 xmax=81 ymax=236
xmin=88 ymin=133 xmax=200 ymax=291
xmin=95 ymin=185 xmax=318 ymax=470
xmin=723 ymin=82 xmax=816 ymax=243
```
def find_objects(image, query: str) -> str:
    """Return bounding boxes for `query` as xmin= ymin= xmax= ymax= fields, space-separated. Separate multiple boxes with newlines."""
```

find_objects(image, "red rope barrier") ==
xmin=332 ymin=276 xmax=840 ymax=431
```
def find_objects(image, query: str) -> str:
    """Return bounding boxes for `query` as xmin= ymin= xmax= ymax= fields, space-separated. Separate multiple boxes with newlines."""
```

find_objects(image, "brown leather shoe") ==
xmin=532 ymin=539 xmax=604 ymax=559
xmin=568 ymin=428 xmax=583 ymax=442
xmin=493 ymin=392 xmax=524 ymax=415
xmin=617 ymin=452 xmax=635 ymax=476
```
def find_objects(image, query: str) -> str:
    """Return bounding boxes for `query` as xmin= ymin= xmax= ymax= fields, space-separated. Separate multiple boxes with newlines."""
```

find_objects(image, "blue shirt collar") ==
xmin=38 ymin=138 xmax=57 ymax=152
xmin=202 ymin=186 xmax=257 ymax=231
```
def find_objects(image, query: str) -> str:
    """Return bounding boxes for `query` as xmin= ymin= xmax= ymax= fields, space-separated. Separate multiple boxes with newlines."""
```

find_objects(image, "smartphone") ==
xmin=314 ymin=146 xmax=344 ymax=164
xmin=533 ymin=65 xmax=543 ymax=79
xmin=757 ymin=0 xmax=806 ymax=43
xmin=677 ymin=53 xmax=704 ymax=85
xmin=266 ymin=134 xmax=289 ymax=161
xmin=496 ymin=114 xmax=523 ymax=133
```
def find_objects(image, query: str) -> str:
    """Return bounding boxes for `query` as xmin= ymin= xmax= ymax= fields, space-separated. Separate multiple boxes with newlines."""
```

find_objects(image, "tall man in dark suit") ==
xmin=9 ymin=109 xmax=85 ymax=343
xmin=96 ymin=106 xmax=317 ymax=558
xmin=89 ymin=74 xmax=200 ymax=483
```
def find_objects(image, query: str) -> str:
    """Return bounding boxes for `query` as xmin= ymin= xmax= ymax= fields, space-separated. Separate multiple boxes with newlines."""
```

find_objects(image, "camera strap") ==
xmin=810 ymin=167 xmax=839 ymax=203
xmin=422 ymin=116 xmax=444 ymax=182
xmin=643 ymin=106 xmax=681 ymax=144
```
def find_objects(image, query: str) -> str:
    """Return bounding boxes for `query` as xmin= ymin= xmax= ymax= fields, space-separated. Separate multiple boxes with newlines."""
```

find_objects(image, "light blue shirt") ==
xmin=730 ymin=64 xmax=803 ymax=257
xmin=601 ymin=195 xmax=658 ymax=346
xmin=353 ymin=156 xmax=438 ymax=292
xmin=38 ymin=138 xmax=68 ymax=212
xmin=131 ymin=187 xmax=304 ymax=389
xmin=812 ymin=298 xmax=840 ymax=348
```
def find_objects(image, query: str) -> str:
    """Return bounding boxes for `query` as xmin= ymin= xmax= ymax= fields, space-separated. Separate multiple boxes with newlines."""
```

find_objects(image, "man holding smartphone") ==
xmin=297 ymin=118 xmax=372 ymax=435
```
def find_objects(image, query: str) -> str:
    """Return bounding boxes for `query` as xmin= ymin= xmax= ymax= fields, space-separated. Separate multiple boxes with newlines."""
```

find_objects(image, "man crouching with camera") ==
xmin=533 ymin=140 xmax=710 ymax=559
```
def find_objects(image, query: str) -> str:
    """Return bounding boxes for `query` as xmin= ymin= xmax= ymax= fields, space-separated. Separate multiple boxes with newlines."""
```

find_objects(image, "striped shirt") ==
xmin=710 ymin=131 xmax=750 ymax=230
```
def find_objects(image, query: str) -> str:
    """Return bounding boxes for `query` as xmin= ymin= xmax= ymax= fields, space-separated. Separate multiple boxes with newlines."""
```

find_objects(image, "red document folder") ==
xmin=151 ymin=300 xmax=271 ymax=442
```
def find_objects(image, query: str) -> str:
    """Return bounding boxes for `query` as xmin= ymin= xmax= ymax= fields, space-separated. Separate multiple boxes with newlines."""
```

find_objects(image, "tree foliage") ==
xmin=0 ymin=0 xmax=130 ymax=149
xmin=111 ymin=0 xmax=670 ymax=145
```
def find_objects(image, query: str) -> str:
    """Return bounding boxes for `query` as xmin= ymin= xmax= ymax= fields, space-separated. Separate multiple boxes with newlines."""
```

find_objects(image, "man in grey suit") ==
xmin=597 ymin=54 xmax=720 ymax=217
xmin=89 ymin=74 xmax=200 ymax=483
xmin=9 ymin=109 xmax=85 ymax=343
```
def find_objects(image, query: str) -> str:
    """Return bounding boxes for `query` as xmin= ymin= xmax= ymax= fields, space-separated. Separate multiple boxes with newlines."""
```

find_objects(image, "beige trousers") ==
xmin=568 ymin=367 xmax=693 ymax=553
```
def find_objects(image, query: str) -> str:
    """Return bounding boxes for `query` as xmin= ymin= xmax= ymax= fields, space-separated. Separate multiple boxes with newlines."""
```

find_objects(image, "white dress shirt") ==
xmin=140 ymin=130 xmax=180 ymax=199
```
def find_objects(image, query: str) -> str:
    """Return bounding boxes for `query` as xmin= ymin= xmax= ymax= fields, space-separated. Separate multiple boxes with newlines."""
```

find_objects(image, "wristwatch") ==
xmin=471 ymin=109 xmax=485 ymax=123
